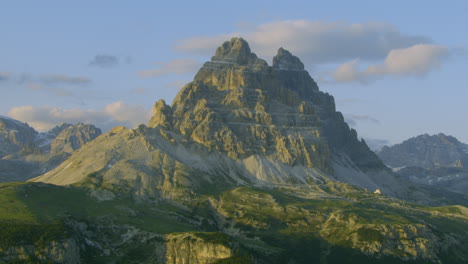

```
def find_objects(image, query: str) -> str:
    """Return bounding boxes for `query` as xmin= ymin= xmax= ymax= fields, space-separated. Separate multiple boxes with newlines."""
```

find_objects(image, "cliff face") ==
xmin=50 ymin=123 xmax=102 ymax=155
xmin=0 ymin=116 xmax=39 ymax=157
xmin=165 ymin=233 xmax=232 ymax=264
xmin=151 ymin=38 xmax=383 ymax=173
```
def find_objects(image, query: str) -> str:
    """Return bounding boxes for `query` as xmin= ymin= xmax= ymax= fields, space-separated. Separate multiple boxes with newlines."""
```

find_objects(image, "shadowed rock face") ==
xmin=378 ymin=133 xmax=468 ymax=195
xmin=378 ymin=133 xmax=468 ymax=169
xmin=273 ymin=47 xmax=305 ymax=70
xmin=0 ymin=116 xmax=39 ymax=157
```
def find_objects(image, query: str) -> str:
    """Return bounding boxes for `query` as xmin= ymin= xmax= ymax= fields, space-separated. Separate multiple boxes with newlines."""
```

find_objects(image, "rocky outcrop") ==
xmin=321 ymin=215 xmax=443 ymax=261
xmin=0 ymin=116 xmax=39 ymax=157
xmin=50 ymin=123 xmax=102 ymax=155
xmin=0 ymin=238 xmax=81 ymax=264
xmin=273 ymin=47 xmax=304 ymax=70
xmin=165 ymin=233 xmax=232 ymax=264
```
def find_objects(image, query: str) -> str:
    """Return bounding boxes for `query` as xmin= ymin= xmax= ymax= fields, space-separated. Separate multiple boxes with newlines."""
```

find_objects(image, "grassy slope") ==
xmin=0 ymin=182 xmax=467 ymax=263
xmin=0 ymin=182 xmax=196 ymax=251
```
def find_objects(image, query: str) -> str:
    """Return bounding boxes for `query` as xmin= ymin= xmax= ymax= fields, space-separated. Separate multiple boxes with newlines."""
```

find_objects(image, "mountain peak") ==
xmin=211 ymin=37 xmax=267 ymax=66
xmin=273 ymin=47 xmax=304 ymax=70
xmin=378 ymin=133 xmax=468 ymax=169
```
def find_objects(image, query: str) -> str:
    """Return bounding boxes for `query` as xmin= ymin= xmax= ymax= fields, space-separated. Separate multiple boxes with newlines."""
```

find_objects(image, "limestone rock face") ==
xmin=164 ymin=38 xmax=383 ymax=174
xmin=50 ymin=123 xmax=102 ymax=155
xmin=211 ymin=37 xmax=267 ymax=66
xmin=148 ymin=99 xmax=173 ymax=129
xmin=165 ymin=233 xmax=232 ymax=264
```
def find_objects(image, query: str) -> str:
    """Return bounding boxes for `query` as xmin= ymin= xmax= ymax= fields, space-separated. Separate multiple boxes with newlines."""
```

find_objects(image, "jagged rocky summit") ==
xmin=378 ymin=133 xmax=468 ymax=169
xmin=377 ymin=133 xmax=468 ymax=194
xmin=0 ymin=116 xmax=101 ymax=182
xmin=35 ymin=38 xmax=416 ymax=200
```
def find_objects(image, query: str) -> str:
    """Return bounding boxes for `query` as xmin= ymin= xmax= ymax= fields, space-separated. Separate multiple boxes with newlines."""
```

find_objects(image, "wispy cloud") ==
xmin=40 ymin=74 xmax=92 ymax=85
xmin=5 ymin=72 xmax=93 ymax=98
xmin=174 ymin=20 xmax=458 ymax=84
xmin=7 ymin=101 xmax=151 ymax=132
xmin=176 ymin=20 xmax=431 ymax=64
xmin=332 ymin=44 xmax=449 ymax=83
xmin=139 ymin=59 xmax=201 ymax=77
xmin=15 ymin=73 xmax=92 ymax=86
xmin=164 ymin=80 xmax=190 ymax=90
xmin=344 ymin=114 xmax=380 ymax=127
xmin=26 ymin=83 xmax=75 ymax=97
xmin=129 ymin=87 xmax=149 ymax=95
xmin=89 ymin=54 xmax=120 ymax=68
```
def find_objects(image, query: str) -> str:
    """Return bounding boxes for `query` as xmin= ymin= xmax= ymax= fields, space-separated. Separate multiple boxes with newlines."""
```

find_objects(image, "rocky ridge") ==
xmin=378 ymin=133 xmax=468 ymax=169
xmin=0 ymin=117 xmax=101 ymax=182
xmin=377 ymin=133 xmax=468 ymax=195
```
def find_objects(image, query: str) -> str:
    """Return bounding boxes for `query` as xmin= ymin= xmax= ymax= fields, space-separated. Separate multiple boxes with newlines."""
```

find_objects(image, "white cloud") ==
xmin=139 ymin=58 xmax=201 ymax=77
xmin=175 ymin=20 xmax=431 ymax=64
xmin=6 ymin=101 xmax=151 ymax=132
xmin=333 ymin=44 xmax=449 ymax=83
xmin=383 ymin=44 xmax=449 ymax=75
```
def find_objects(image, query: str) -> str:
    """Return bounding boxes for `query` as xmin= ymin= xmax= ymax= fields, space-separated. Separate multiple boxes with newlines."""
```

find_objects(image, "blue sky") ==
xmin=1 ymin=1 xmax=467 ymax=147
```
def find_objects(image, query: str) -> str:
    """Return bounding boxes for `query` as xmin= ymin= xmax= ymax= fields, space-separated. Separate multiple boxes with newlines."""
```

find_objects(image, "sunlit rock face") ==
xmin=155 ymin=38 xmax=383 ymax=173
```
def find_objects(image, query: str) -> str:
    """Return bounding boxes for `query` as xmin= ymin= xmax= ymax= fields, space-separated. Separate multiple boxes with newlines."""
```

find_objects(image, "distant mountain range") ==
xmin=377 ymin=133 xmax=468 ymax=194
xmin=0 ymin=115 xmax=101 ymax=182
